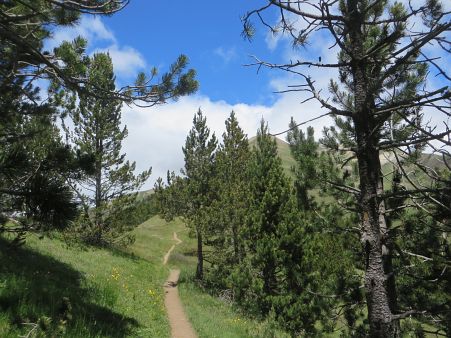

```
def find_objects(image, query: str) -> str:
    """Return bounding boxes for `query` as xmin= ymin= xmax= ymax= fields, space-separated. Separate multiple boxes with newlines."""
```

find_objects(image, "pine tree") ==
xmin=66 ymin=53 xmax=151 ymax=245
xmin=286 ymin=119 xmax=319 ymax=210
xmin=208 ymin=111 xmax=251 ymax=285
xmin=243 ymin=1 xmax=450 ymax=335
xmin=0 ymin=70 xmax=82 ymax=241
xmin=222 ymin=120 xmax=364 ymax=335
xmin=1 ymin=1 xmax=198 ymax=107
xmin=233 ymin=120 xmax=325 ymax=335
xmin=288 ymin=122 xmax=368 ymax=336
xmin=1 ymin=1 xmax=198 ymax=240
xmin=245 ymin=121 xmax=286 ymax=306
xmin=182 ymin=109 xmax=217 ymax=280
xmin=154 ymin=171 xmax=187 ymax=222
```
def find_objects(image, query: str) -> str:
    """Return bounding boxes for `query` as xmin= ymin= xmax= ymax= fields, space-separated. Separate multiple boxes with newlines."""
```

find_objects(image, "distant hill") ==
xmin=249 ymin=135 xmax=447 ymax=184
xmin=136 ymin=188 xmax=154 ymax=200
xmin=141 ymin=136 xmax=446 ymax=196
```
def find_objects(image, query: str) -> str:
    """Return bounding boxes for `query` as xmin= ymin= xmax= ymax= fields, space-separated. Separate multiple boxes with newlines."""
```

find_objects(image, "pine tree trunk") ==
xmin=355 ymin=119 xmax=399 ymax=337
xmin=349 ymin=3 xmax=399 ymax=334
xmin=196 ymin=230 xmax=203 ymax=280
xmin=358 ymin=155 xmax=398 ymax=336
xmin=94 ymin=137 xmax=103 ymax=244
xmin=377 ymin=178 xmax=398 ymax=313
xmin=232 ymin=222 xmax=240 ymax=262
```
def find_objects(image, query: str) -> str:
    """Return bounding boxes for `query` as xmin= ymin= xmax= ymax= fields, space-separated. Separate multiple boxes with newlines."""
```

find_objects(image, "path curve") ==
xmin=162 ymin=232 xmax=183 ymax=265
xmin=163 ymin=232 xmax=197 ymax=338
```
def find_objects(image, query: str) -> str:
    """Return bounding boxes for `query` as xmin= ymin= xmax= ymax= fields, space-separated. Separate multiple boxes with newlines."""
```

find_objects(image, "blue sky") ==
xmin=100 ymin=1 xmax=284 ymax=106
xmin=47 ymin=1 xmax=450 ymax=189
xmin=48 ymin=0 xmax=336 ymax=187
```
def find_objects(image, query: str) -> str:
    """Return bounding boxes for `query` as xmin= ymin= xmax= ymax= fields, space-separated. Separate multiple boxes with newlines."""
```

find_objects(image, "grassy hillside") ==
xmin=0 ymin=216 xmax=293 ymax=337
xmin=131 ymin=216 xmax=291 ymax=338
xmin=249 ymin=135 xmax=446 ymax=187
xmin=0 ymin=232 xmax=170 ymax=337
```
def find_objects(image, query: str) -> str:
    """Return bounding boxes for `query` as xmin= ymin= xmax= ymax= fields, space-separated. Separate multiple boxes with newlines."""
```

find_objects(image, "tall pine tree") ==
xmin=182 ymin=109 xmax=217 ymax=280
xmin=243 ymin=1 xmax=450 ymax=335
xmin=66 ymin=53 xmax=151 ymax=245
xmin=233 ymin=120 xmax=326 ymax=335
xmin=207 ymin=111 xmax=251 ymax=286
xmin=1 ymin=0 xmax=198 ymax=241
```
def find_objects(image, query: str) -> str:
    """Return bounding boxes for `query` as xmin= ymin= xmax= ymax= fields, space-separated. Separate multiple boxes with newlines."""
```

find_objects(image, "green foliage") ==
xmin=206 ymin=111 xmax=251 ymax=286
xmin=394 ymin=172 xmax=451 ymax=336
xmin=286 ymin=120 xmax=319 ymax=210
xmin=64 ymin=53 xmax=151 ymax=246
xmin=243 ymin=3 xmax=447 ymax=330
xmin=128 ymin=193 xmax=160 ymax=226
xmin=230 ymin=121 xmax=324 ymax=335
xmin=154 ymin=172 xmax=187 ymax=222
xmin=182 ymin=109 xmax=217 ymax=279
xmin=0 ymin=73 xmax=81 ymax=240
xmin=2 ymin=1 xmax=197 ymax=107
xmin=1 ymin=0 xmax=198 ymax=243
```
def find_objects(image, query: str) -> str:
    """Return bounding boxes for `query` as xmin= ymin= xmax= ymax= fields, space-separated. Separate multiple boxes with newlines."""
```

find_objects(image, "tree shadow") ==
xmin=0 ymin=238 xmax=138 ymax=337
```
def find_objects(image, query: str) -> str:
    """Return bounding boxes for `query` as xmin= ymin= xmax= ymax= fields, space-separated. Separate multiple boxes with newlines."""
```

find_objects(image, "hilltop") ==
xmin=249 ymin=135 xmax=446 ymax=182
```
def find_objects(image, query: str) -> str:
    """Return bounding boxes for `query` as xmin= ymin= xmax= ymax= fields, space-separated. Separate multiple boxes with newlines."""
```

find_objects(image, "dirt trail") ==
xmin=163 ymin=232 xmax=197 ymax=338
xmin=162 ymin=232 xmax=182 ymax=265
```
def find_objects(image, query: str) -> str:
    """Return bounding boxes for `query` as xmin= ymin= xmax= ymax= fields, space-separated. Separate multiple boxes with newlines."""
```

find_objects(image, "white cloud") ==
xmin=214 ymin=46 xmax=238 ymax=64
xmin=122 ymin=8 xmax=339 ymax=190
xmin=122 ymin=0 xmax=449 ymax=191
xmin=46 ymin=16 xmax=116 ymax=50
xmin=122 ymin=89 xmax=332 ymax=190
xmin=93 ymin=45 xmax=146 ymax=79
xmin=45 ymin=16 xmax=145 ymax=80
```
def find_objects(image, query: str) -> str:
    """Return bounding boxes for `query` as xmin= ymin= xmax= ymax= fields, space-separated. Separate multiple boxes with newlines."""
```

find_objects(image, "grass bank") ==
xmin=0 ymin=229 xmax=169 ymax=337
xmin=1 ymin=215 xmax=286 ymax=337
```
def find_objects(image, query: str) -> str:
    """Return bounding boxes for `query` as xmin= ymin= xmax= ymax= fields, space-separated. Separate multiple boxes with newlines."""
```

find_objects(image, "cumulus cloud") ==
xmin=45 ymin=16 xmax=145 ymax=80
xmin=46 ymin=16 xmax=116 ymax=50
xmin=122 ymin=89 xmax=332 ymax=190
xmin=93 ymin=45 xmax=146 ymax=79
xmin=122 ymin=8 xmax=340 ymax=190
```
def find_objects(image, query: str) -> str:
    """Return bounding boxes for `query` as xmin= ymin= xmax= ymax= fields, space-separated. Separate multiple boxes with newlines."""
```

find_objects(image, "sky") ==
xmin=45 ymin=0 xmax=450 ymax=189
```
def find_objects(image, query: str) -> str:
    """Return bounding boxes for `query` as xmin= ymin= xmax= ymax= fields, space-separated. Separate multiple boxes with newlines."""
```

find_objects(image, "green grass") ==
xmin=163 ymin=218 xmax=290 ymax=338
xmin=1 ymin=215 xmax=288 ymax=337
xmin=127 ymin=215 xmax=187 ymax=264
xmin=2 ymin=212 xmax=443 ymax=337
xmin=0 ymin=230 xmax=170 ymax=337
xmin=249 ymin=135 xmax=445 ymax=190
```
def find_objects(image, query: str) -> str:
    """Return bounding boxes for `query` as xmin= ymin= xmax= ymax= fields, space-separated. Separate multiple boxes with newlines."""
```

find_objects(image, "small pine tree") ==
xmin=154 ymin=171 xmax=187 ymax=222
xmin=182 ymin=109 xmax=217 ymax=280
xmin=66 ymin=53 xmax=151 ymax=246
xmin=286 ymin=119 xmax=319 ymax=210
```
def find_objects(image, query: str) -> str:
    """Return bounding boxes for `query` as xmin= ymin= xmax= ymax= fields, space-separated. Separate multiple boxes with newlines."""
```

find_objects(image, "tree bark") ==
xmin=378 ymin=175 xmax=398 ymax=314
xmin=353 ymin=82 xmax=399 ymax=337
xmin=356 ymin=138 xmax=399 ymax=337
xmin=196 ymin=229 xmax=203 ymax=280
xmin=348 ymin=2 xmax=399 ymax=334
xmin=95 ymin=135 xmax=103 ymax=243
